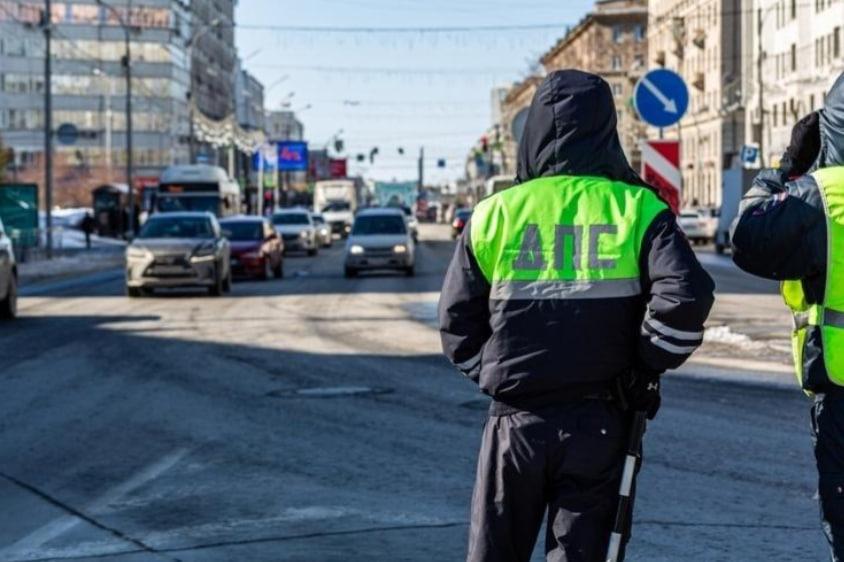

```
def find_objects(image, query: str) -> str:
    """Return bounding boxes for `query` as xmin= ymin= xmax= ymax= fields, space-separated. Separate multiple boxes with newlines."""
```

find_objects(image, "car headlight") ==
xmin=191 ymin=242 xmax=216 ymax=260
xmin=393 ymin=244 xmax=408 ymax=254
xmin=300 ymin=230 xmax=310 ymax=239
xmin=349 ymin=244 xmax=364 ymax=255
xmin=126 ymin=246 xmax=150 ymax=260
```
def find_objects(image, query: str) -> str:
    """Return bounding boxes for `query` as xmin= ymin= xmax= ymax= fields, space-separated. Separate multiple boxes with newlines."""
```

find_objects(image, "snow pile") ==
xmin=703 ymin=325 xmax=769 ymax=351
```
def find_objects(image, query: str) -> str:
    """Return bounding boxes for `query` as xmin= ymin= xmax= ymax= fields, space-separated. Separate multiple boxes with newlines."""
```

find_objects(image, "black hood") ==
xmin=820 ymin=71 xmax=844 ymax=168
xmin=516 ymin=69 xmax=644 ymax=186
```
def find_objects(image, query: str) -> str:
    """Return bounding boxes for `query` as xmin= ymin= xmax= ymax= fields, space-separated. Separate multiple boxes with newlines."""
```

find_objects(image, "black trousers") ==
xmin=467 ymin=400 xmax=630 ymax=562
xmin=813 ymin=393 xmax=844 ymax=561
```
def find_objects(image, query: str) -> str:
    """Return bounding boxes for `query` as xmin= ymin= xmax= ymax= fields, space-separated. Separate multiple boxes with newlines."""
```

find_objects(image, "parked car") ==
xmin=452 ymin=208 xmax=473 ymax=239
xmin=678 ymin=207 xmax=718 ymax=245
xmin=0 ymin=217 xmax=17 ymax=319
xmin=272 ymin=209 xmax=318 ymax=256
xmin=344 ymin=207 xmax=415 ymax=278
xmin=311 ymin=213 xmax=333 ymax=248
xmin=125 ymin=212 xmax=231 ymax=297
xmin=220 ymin=216 xmax=284 ymax=280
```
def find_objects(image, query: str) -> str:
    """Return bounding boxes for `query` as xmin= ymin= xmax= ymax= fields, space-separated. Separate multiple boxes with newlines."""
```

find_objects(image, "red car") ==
xmin=220 ymin=216 xmax=284 ymax=280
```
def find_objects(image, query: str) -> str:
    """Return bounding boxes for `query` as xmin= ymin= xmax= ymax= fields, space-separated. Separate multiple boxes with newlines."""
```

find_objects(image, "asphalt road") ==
xmin=0 ymin=225 xmax=828 ymax=561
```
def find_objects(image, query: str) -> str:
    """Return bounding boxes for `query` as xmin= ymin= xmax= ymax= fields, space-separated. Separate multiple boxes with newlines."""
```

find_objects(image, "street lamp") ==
xmin=92 ymin=68 xmax=113 ymax=182
xmin=95 ymin=0 xmax=135 ymax=236
xmin=185 ymin=18 xmax=221 ymax=164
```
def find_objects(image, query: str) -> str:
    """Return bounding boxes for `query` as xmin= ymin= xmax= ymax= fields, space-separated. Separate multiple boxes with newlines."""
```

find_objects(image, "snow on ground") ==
xmin=18 ymin=248 xmax=124 ymax=284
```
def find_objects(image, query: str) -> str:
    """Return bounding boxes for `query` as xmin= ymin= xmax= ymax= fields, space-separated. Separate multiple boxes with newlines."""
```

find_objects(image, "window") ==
xmin=773 ymin=104 xmax=779 ymax=127
xmin=835 ymin=27 xmax=841 ymax=59
xmin=791 ymin=43 xmax=797 ymax=72
xmin=633 ymin=25 xmax=644 ymax=42
xmin=791 ymin=0 xmax=797 ymax=19
xmin=612 ymin=25 xmax=623 ymax=43
xmin=811 ymin=94 xmax=816 ymax=111
xmin=612 ymin=83 xmax=622 ymax=96
xmin=612 ymin=55 xmax=622 ymax=70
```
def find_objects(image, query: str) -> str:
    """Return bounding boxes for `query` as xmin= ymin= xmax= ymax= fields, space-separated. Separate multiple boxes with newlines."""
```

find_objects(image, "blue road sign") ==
xmin=634 ymin=69 xmax=689 ymax=128
xmin=277 ymin=141 xmax=309 ymax=172
xmin=56 ymin=123 xmax=79 ymax=146
xmin=741 ymin=143 xmax=761 ymax=168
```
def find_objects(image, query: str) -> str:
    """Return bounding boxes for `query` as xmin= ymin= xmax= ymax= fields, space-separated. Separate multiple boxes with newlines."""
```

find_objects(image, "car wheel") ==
xmin=262 ymin=257 xmax=272 ymax=281
xmin=209 ymin=267 xmax=224 ymax=297
xmin=273 ymin=257 xmax=284 ymax=279
xmin=127 ymin=286 xmax=143 ymax=299
xmin=404 ymin=264 xmax=415 ymax=277
xmin=0 ymin=275 xmax=18 ymax=319
xmin=307 ymin=248 xmax=318 ymax=257
xmin=344 ymin=266 xmax=357 ymax=278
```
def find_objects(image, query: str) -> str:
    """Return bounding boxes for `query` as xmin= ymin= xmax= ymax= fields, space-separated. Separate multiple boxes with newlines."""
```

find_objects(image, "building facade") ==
xmin=265 ymin=110 xmax=304 ymax=142
xmin=235 ymin=64 xmax=265 ymax=133
xmin=189 ymin=0 xmax=236 ymax=122
xmin=648 ymin=0 xmax=748 ymax=207
xmin=540 ymin=0 xmax=649 ymax=171
xmin=0 ymin=0 xmax=192 ymax=202
xmin=746 ymin=0 xmax=844 ymax=167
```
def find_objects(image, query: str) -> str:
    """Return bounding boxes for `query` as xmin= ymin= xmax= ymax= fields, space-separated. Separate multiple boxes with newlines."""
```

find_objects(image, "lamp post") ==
xmin=185 ymin=18 xmax=221 ymax=164
xmin=95 ymin=0 xmax=134 ymax=236
xmin=92 ymin=68 xmax=113 ymax=182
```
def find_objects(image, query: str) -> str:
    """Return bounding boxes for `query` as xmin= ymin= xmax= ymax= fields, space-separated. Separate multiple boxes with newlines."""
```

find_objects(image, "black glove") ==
xmin=624 ymin=368 xmax=662 ymax=420
xmin=781 ymin=111 xmax=821 ymax=179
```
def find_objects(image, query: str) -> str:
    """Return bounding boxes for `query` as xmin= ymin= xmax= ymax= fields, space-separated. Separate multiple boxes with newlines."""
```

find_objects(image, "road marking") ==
xmin=0 ymin=448 xmax=189 ymax=559
xmin=641 ymin=77 xmax=678 ymax=113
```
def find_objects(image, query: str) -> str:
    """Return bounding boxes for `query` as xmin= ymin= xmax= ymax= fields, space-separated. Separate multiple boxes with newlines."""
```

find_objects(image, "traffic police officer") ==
xmin=732 ymin=72 xmax=844 ymax=560
xmin=438 ymin=70 xmax=715 ymax=562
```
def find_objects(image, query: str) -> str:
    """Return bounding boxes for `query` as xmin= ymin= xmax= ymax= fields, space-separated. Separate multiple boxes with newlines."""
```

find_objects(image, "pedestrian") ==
xmin=80 ymin=212 xmax=96 ymax=250
xmin=732 ymin=71 xmax=844 ymax=561
xmin=438 ymin=70 xmax=715 ymax=562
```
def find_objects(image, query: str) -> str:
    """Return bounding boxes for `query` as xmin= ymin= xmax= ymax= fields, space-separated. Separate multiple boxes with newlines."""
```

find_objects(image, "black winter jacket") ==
xmin=438 ymin=70 xmax=715 ymax=413
xmin=732 ymin=72 xmax=844 ymax=392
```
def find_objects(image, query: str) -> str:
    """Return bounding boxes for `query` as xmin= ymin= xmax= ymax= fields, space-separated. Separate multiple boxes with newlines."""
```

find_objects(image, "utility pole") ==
xmin=757 ymin=7 xmax=766 ymax=168
xmin=42 ymin=0 xmax=53 ymax=258
xmin=418 ymin=146 xmax=424 ymax=191
xmin=97 ymin=0 xmax=134 ymax=236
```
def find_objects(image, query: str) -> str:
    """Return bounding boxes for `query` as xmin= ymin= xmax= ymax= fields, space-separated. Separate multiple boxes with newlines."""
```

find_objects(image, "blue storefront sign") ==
xmin=277 ymin=141 xmax=308 ymax=172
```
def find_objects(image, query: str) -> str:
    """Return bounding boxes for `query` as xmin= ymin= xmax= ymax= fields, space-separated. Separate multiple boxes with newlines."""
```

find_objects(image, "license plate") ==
xmin=153 ymin=265 xmax=188 ymax=275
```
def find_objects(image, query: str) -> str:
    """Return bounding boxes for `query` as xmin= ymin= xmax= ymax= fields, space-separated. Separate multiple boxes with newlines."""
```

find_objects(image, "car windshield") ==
xmin=222 ymin=221 xmax=263 ymax=241
xmin=353 ymin=215 xmax=407 ymax=235
xmin=157 ymin=195 xmax=220 ymax=215
xmin=273 ymin=213 xmax=309 ymax=225
xmin=138 ymin=216 xmax=213 ymax=239
xmin=322 ymin=202 xmax=350 ymax=213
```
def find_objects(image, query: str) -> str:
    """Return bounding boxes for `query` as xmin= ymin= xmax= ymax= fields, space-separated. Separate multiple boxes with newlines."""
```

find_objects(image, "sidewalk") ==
xmin=18 ymin=247 xmax=125 ymax=285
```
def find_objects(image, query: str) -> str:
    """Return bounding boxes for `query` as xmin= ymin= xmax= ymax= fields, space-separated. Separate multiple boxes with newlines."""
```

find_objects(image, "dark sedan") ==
xmin=220 ymin=216 xmax=284 ymax=280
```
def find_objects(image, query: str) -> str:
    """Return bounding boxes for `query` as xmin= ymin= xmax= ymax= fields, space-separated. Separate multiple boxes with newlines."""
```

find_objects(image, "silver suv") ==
xmin=0 ymin=217 xmax=17 ymax=319
xmin=125 ymin=212 xmax=231 ymax=297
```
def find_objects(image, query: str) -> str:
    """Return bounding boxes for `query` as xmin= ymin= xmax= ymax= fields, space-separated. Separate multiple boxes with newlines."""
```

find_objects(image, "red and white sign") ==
xmin=641 ymin=140 xmax=681 ymax=214
xmin=329 ymin=158 xmax=347 ymax=179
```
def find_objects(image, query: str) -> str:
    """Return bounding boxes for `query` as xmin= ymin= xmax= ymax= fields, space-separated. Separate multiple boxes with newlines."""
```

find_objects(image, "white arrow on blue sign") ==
xmin=634 ymin=69 xmax=689 ymax=128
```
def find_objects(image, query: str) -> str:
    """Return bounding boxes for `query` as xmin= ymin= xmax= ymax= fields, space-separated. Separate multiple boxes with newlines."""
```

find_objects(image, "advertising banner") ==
xmin=277 ymin=141 xmax=309 ymax=172
xmin=329 ymin=158 xmax=347 ymax=179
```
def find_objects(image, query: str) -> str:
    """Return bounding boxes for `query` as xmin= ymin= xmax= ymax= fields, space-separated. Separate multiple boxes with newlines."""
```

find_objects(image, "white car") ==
xmin=0 ymin=217 xmax=17 ymax=319
xmin=344 ymin=208 xmax=415 ymax=277
xmin=272 ymin=209 xmax=318 ymax=256
xmin=678 ymin=208 xmax=718 ymax=245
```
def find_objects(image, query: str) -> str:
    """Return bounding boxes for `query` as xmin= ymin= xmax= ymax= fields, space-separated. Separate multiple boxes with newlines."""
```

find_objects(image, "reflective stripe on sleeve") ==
xmin=648 ymin=335 xmax=700 ymax=355
xmin=489 ymin=278 xmax=641 ymax=301
xmin=455 ymin=351 xmax=482 ymax=372
xmin=643 ymin=316 xmax=704 ymax=341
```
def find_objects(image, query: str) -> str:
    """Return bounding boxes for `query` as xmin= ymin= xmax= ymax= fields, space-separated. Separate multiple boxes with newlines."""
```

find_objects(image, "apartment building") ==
xmin=648 ymin=0 xmax=748 ymax=207
xmin=747 ymin=0 xmax=844 ymax=166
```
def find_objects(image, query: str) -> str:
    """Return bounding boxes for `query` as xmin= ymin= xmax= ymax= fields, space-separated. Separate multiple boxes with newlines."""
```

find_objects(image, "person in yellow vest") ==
xmin=439 ymin=70 xmax=715 ymax=562
xmin=732 ymin=71 xmax=844 ymax=560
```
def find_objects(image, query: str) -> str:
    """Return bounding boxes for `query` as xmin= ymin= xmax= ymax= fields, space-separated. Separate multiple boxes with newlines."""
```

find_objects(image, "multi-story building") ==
xmin=189 ymin=0 xmax=235 ymax=122
xmin=540 ymin=0 xmax=649 ymax=171
xmin=265 ymin=110 xmax=304 ymax=142
xmin=648 ymin=0 xmax=747 ymax=207
xmin=747 ymin=0 xmax=844 ymax=167
xmin=498 ymin=76 xmax=541 ymax=177
xmin=0 ymin=0 xmax=192 ymax=203
xmin=235 ymin=65 xmax=265 ymax=133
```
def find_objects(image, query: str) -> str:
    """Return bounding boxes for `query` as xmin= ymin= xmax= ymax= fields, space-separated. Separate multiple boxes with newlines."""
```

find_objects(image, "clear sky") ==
xmin=234 ymin=0 xmax=594 ymax=185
